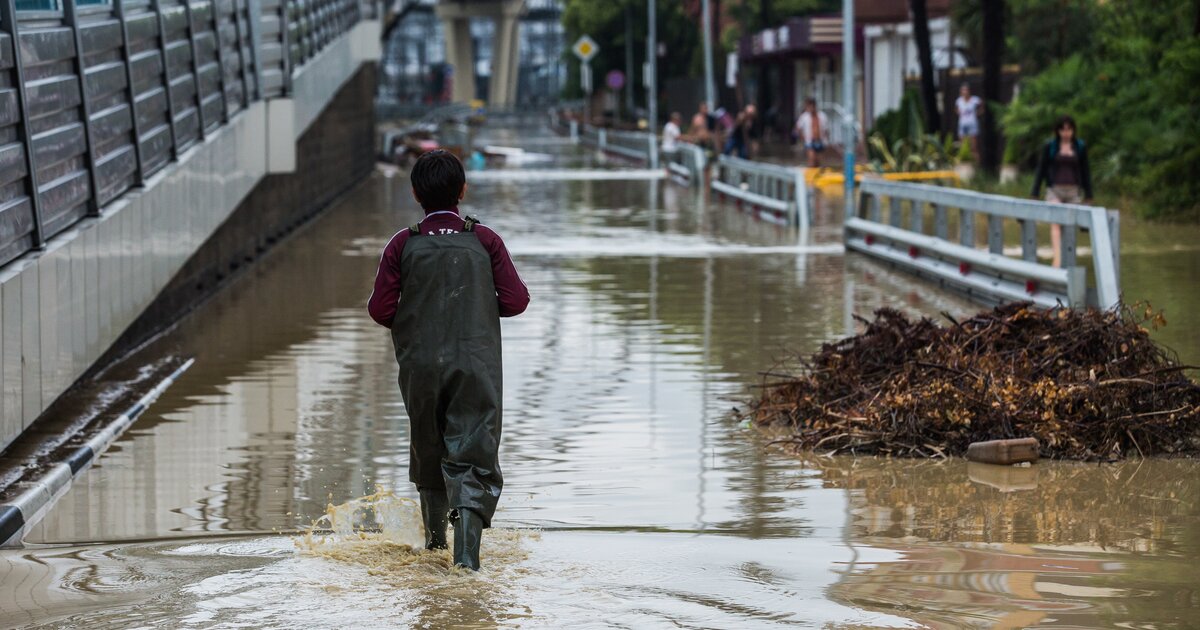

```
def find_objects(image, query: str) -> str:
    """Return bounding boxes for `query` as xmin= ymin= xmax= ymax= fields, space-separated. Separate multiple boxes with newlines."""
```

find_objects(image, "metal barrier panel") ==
xmin=74 ymin=1 xmax=140 ymax=206
xmin=160 ymin=0 xmax=202 ymax=151
xmin=847 ymin=179 xmax=1120 ymax=309
xmin=19 ymin=9 xmax=94 ymax=238
xmin=0 ymin=19 xmax=40 ymax=266
xmin=213 ymin=0 xmax=247 ymax=116
xmin=257 ymin=0 xmax=286 ymax=97
xmin=122 ymin=0 xmax=175 ymax=177
xmin=188 ymin=0 xmax=225 ymax=133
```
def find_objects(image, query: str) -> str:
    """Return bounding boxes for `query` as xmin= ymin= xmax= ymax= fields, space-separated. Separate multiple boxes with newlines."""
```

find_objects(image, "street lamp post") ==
xmin=647 ymin=0 xmax=658 ymax=168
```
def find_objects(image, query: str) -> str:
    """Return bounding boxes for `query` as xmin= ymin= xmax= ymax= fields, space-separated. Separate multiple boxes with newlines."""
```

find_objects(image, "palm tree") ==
xmin=910 ymin=0 xmax=941 ymax=134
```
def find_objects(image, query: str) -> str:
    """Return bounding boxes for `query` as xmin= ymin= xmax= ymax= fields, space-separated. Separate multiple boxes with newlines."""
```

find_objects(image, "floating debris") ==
xmin=747 ymin=302 xmax=1200 ymax=460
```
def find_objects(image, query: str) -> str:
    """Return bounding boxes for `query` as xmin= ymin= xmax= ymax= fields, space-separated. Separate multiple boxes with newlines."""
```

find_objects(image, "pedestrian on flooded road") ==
xmin=723 ymin=104 xmax=756 ymax=159
xmin=956 ymin=84 xmax=983 ymax=163
xmin=1031 ymin=115 xmax=1093 ymax=268
xmin=662 ymin=111 xmax=683 ymax=157
xmin=367 ymin=150 xmax=530 ymax=570
xmin=795 ymin=98 xmax=830 ymax=168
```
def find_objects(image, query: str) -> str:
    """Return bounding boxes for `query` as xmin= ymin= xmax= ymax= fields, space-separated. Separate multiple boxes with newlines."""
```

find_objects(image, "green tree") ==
xmin=561 ymin=0 xmax=700 ymax=115
xmin=1001 ymin=0 xmax=1200 ymax=218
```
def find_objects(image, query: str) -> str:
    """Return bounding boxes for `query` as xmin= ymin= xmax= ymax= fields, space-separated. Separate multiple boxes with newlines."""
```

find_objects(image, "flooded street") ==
xmin=2 ymin=126 xmax=1199 ymax=629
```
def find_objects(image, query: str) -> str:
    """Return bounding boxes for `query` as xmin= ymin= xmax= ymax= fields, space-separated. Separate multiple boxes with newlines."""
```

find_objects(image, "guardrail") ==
xmin=0 ymin=0 xmax=373 ymax=270
xmin=710 ymin=155 xmax=810 ymax=229
xmin=665 ymin=143 xmax=706 ymax=186
xmin=575 ymin=123 xmax=658 ymax=167
xmin=846 ymin=180 xmax=1120 ymax=309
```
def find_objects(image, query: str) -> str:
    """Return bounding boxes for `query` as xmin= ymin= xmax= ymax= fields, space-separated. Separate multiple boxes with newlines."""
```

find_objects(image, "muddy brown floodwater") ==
xmin=2 ymin=125 xmax=1198 ymax=629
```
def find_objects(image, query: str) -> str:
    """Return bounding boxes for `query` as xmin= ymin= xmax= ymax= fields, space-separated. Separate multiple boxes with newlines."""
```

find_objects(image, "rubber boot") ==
xmin=451 ymin=508 xmax=484 ymax=570
xmin=419 ymin=488 xmax=449 ymax=550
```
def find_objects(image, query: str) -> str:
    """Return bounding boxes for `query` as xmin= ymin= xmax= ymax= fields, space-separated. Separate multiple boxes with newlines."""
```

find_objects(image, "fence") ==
xmin=710 ymin=154 xmax=810 ymax=229
xmin=0 ymin=0 xmax=369 ymax=270
xmin=575 ymin=123 xmax=658 ymax=166
xmin=665 ymin=142 xmax=705 ymax=186
xmin=846 ymin=179 xmax=1120 ymax=309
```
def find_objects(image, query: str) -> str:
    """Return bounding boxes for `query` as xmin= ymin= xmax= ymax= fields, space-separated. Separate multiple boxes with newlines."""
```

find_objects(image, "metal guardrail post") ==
xmin=63 ymin=0 xmax=102 ymax=215
xmin=1 ymin=2 xmax=46 ymax=248
xmin=987 ymin=215 xmax=1004 ymax=254
xmin=598 ymin=128 xmax=606 ymax=151
xmin=1087 ymin=206 xmax=1120 ymax=307
xmin=1019 ymin=219 xmax=1037 ymax=261
xmin=888 ymin=197 xmax=901 ymax=228
xmin=648 ymin=133 xmax=657 ymax=169
xmin=114 ymin=0 xmax=147 ymax=184
xmin=150 ymin=0 xmax=181 ymax=159
xmin=1107 ymin=209 xmax=1120 ymax=288
xmin=1061 ymin=224 xmax=1076 ymax=268
xmin=960 ymin=208 xmax=975 ymax=247
xmin=793 ymin=168 xmax=809 ymax=230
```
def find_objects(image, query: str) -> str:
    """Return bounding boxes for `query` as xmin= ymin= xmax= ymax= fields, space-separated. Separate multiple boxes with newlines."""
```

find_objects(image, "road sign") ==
xmin=573 ymin=35 xmax=599 ymax=62
xmin=606 ymin=70 xmax=625 ymax=90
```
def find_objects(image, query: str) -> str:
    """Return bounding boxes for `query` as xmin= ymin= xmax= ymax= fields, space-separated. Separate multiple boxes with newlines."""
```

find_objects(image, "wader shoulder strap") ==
xmin=463 ymin=215 xmax=480 ymax=232
xmin=409 ymin=223 xmax=421 ymax=235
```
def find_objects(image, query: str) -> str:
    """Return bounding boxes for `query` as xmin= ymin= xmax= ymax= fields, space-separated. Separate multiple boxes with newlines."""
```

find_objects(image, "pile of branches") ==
xmin=748 ymin=302 xmax=1200 ymax=460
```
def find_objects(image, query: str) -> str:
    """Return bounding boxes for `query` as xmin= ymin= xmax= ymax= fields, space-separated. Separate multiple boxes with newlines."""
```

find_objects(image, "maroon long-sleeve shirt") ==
xmin=368 ymin=208 xmax=529 ymax=327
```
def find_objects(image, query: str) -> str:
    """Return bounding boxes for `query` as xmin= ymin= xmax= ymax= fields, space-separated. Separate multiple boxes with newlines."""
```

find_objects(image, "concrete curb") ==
xmin=0 ymin=359 xmax=195 ymax=548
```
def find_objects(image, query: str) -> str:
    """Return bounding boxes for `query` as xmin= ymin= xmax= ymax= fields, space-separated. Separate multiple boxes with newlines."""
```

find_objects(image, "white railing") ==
xmin=665 ymin=143 xmax=706 ymax=186
xmin=604 ymin=129 xmax=660 ymax=166
xmin=820 ymin=101 xmax=862 ymax=150
xmin=710 ymin=155 xmax=810 ymax=229
xmin=847 ymin=180 xmax=1120 ymax=309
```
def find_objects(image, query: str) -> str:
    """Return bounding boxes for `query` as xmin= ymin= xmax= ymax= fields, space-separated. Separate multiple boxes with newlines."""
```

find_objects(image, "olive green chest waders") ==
xmin=390 ymin=216 xmax=502 ymax=569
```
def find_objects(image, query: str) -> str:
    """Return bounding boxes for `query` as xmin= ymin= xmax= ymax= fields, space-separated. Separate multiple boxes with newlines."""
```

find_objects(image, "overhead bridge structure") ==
xmin=0 ymin=0 xmax=382 ymax=449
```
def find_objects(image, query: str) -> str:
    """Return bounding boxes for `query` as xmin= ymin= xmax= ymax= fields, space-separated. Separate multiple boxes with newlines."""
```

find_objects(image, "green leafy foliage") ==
xmin=868 ymin=89 xmax=967 ymax=172
xmin=1000 ymin=1 xmax=1200 ymax=219
xmin=560 ymin=0 xmax=699 ymax=105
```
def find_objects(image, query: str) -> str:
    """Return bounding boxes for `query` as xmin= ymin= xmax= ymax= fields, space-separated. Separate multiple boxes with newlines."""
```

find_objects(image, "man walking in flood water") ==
xmin=368 ymin=150 xmax=530 ymax=570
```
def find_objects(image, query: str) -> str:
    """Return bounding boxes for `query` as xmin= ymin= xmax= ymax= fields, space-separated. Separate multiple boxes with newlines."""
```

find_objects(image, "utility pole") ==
xmin=842 ymin=0 xmax=856 ymax=218
xmin=702 ymin=0 xmax=715 ymax=109
xmin=647 ymin=0 xmax=659 ymax=168
xmin=647 ymin=0 xmax=657 ymax=133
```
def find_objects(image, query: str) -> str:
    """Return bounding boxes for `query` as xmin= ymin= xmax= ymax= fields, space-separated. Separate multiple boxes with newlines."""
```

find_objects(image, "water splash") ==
xmin=295 ymin=489 xmax=536 ymax=582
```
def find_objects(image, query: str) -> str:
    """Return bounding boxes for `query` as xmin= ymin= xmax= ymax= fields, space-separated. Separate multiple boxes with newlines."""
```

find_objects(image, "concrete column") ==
xmin=438 ymin=13 xmax=475 ymax=103
xmin=489 ymin=2 xmax=522 ymax=106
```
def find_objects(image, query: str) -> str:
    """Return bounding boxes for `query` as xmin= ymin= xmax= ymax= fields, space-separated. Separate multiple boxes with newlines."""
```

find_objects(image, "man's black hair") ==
xmin=411 ymin=150 xmax=465 ymax=211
